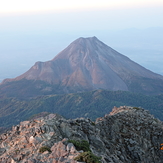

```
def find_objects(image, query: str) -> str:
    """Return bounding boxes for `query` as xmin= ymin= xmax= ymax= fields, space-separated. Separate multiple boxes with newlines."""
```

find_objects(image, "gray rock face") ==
xmin=2 ymin=37 xmax=163 ymax=95
xmin=0 ymin=106 xmax=163 ymax=163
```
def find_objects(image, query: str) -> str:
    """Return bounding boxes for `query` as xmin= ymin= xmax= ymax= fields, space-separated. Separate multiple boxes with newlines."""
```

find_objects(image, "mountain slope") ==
xmin=1 ymin=36 xmax=163 ymax=97
xmin=1 ymin=90 xmax=163 ymax=128
xmin=0 ymin=106 xmax=163 ymax=163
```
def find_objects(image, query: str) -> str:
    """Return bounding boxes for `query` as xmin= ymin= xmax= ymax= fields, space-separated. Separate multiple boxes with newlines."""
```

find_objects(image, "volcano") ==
xmin=1 ymin=36 xmax=163 ymax=97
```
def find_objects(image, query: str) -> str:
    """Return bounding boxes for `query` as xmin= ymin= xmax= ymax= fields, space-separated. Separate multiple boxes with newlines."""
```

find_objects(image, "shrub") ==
xmin=74 ymin=151 xmax=101 ymax=163
xmin=133 ymin=107 xmax=141 ymax=110
xmin=39 ymin=146 xmax=51 ymax=153
xmin=68 ymin=139 xmax=91 ymax=152
xmin=69 ymin=139 xmax=101 ymax=163
xmin=91 ymin=122 xmax=95 ymax=126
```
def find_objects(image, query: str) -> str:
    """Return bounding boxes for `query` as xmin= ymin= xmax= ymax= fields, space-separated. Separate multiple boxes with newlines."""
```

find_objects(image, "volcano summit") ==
xmin=1 ymin=36 xmax=163 ymax=97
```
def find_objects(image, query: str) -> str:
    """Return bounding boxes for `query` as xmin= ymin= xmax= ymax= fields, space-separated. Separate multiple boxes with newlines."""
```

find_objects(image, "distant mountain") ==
xmin=1 ymin=36 xmax=163 ymax=98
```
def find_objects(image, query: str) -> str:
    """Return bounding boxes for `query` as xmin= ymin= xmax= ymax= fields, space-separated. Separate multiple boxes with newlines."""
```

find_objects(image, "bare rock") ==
xmin=0 ymin=106 xmax=163 ymax=162
xmin=0 ymin=148 xmax=6 ymax=156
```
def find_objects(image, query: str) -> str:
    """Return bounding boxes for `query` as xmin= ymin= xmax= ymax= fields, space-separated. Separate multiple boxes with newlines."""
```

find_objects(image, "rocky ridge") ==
xmin=0 ymin=106 xmax=163 ymax=163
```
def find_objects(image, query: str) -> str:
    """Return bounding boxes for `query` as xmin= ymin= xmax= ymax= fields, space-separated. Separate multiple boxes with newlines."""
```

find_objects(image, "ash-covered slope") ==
xmin=1 ymin=36 xmax=163 ymax=96
xmin=0 ymin=106 xmax=163 ymax=163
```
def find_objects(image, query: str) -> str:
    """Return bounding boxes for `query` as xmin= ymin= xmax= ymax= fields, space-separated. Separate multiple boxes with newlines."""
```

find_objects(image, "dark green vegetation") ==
xmin=0 ymin=90 xmax=163 ymax=128
xmin=68 ymin=140 xmax=101 ymax=163
xmin=39 ymin=146 xmax=51 ymax=153
xmin=68 ymin=140 xmax=91 ymax=152
xmin=74 ymin=151 xmax=101 ymax=163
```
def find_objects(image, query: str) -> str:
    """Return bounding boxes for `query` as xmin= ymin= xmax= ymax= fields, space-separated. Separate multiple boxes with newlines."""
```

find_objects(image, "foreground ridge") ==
xmin=0 ymin=106 xmax=163 ymax=163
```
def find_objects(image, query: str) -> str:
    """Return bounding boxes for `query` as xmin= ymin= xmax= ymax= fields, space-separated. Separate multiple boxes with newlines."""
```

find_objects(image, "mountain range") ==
xmin=1 ymin=36 xmax=163 ymax=98
xmin=0 ymin=37 xmax=163 ymax=163
xmin=0 ymin=36 xmax=163 ymax=130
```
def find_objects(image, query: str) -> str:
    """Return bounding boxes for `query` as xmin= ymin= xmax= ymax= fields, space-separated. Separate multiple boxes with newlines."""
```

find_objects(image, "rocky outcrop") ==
xmin=0 ymin=106 xmax=163 ymax=163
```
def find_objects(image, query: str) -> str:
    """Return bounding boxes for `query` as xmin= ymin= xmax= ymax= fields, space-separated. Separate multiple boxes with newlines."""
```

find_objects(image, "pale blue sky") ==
xmin=0 ymin=0 xmax=163 ymax=14
xmin=0 ymin=0 xmax=163 ymax=81
xmin=0 ymin=0 xmax=162 ymax=30
xmin=0 ymin=0 xmax=162 ymax=13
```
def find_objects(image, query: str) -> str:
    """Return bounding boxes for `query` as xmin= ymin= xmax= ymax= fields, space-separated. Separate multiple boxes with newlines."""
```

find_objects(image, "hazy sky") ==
xmin=0 ymin=0 xmax=163 ymax=81
xmin=1 ymin=0 xmax=163 ymax=30
xmin=1 ymin=0 xmax=163 ymax=14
